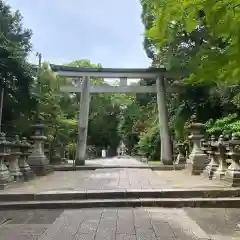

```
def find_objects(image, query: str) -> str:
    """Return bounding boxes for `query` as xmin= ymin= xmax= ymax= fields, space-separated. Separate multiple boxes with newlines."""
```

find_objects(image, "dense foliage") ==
xmin=134 ymin=0 xmax=240 ymax=160
xmin=0 ymin=0 xmax=36 ymax=133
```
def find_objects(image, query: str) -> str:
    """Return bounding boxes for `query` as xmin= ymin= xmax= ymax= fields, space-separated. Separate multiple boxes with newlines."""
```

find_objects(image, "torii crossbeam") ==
xmin=50 ymin=64 xmax=173 ymax=165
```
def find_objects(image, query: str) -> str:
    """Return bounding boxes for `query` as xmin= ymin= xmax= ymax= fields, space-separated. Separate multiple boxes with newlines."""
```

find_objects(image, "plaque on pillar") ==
xmin=27 ymin=124 xmax=54 ymax=176
xmin=19 ymin=137 xmax=35 ymax=181
xmin=0 ymin=133 xmax=14 ymax=189
xmin=224 ymin=133 xmax=240 ymax=187
xmin=202 ymin=135 xmax=219 ymax=179
xmin=185 ymin=115 xmax=209 ymax=175
xmin=7 ymin=135 xmax=23 ymax=181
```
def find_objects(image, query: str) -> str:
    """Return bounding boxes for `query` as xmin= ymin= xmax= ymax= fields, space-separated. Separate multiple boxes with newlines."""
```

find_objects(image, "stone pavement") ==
xmin=85 ymin=157 xmax=148 ymax=167
xmin=3 ymin=156 xmax=230 ymax=193
xmin=155 ymin=170 xmax=230 ymax=189
xmin=4 ymin=169 xmax=228 ymax=194
xmin=0 ymin=157 xmax=239 ymax=239
xmin=0 ymin=208 xmax=239 ymax=240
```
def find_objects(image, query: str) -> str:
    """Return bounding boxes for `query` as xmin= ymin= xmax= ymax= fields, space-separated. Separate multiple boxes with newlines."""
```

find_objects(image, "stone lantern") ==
xmin=19 ymin=137 xmax=35 ymax=180
xmin=224 ymin=133 xmax=240 ymax=187
xmin=6 ymin=135 xmax=23 ymax=181
xmin=185 ymin=115 xmax=208 ymax=175
xmin=213 ymin=135 xmax=228 ymax=180
xmin=183 ymin=140 xmax=190 ymax=160
xmin=53 ymin=141 xmax=63 ymax=164
xmin=0 ymin=133 xmax=14 ymax=189
xmin=27 ymin=124 xmax=53 ymax=176
xmin=175 ymin=142 xmax=186 ymax=165
xmin=202 ymin=135 xmax=219 ymax=179
xmin=51 ymin=149 xmax=62 ymax=165
xmin=201 ymin=138 xmax=210 ymax=157
xmin=61 ymin=146 xmax=68 ymax=163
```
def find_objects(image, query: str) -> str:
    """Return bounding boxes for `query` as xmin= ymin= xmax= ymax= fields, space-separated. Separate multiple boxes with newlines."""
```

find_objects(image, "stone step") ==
xmin=0 ymin=197 xmax=239 ymax=209
xmin=53 ymin=165 xmax=185 ymax=171
xmin=0 ymin=188 xmax=240 ymax=201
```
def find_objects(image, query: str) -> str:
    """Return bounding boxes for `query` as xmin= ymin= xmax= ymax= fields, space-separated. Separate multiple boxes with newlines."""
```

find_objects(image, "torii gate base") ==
xmin=51 ymin=65 xmax=173 ymax=165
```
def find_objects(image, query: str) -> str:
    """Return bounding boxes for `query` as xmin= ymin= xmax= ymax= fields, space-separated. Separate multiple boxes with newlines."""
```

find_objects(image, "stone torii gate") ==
xmin=50 ymin=65 xmax=173 ymax=165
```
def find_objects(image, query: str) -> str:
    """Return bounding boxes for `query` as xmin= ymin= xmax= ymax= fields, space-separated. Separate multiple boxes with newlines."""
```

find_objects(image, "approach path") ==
xmin=4 ymin=156 xmax=228 ymax=193
xmin=0 ymin=157 xmax=238 ymax=239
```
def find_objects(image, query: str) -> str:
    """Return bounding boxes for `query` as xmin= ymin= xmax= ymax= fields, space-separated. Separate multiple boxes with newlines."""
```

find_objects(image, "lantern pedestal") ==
xmin=27 ymin=124 xmax=53 ymax=176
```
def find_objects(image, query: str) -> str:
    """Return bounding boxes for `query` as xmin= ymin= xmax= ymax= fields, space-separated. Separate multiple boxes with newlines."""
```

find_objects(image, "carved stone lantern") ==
xmin=175 ymin=142 xmax=186 ymax=165
xmin=6 ymin=135 xmax=23 ymax=181
xmin=203 ymin=135 xmax=219 ymax=179
xmin=213 ymin=135 xmax=228 ymax=180
xmin=19 ymin=137 xmax=35 ymax=181
xmin=183 ymin=140 xmax=190 ymax=161
xmin=201 ymin=139 xmax=210 ymax=155
xmin=27 ymin=124 xmax=53 ymax=176
xmin=0 ymin=133 xmax=14 ymax=189
xmin=61 ymin=146 xmax=68 ymax=164
xmin=51 ymin=148 xmax=62 ymax=165
xmin=185 ymin=115 xmax=209 ymax=175
xmin=224 ymin=133 xmax=240 ymax=187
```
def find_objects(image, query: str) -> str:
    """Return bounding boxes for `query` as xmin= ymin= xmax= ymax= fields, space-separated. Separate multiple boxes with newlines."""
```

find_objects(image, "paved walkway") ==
xmin=0 ymin=208 xmax=239 ymax=239
xmin=5 ymin=157 xmax=229 ymax=193
xmin=75 ymin=156 xmax=148 ymax=167
xmin=1 ymin=157 xmax=239 ymax=239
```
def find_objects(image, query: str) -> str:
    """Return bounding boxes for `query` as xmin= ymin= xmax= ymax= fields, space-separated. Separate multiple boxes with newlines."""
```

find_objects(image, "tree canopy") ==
xmin=0 ymin=0 xmax=35 ymax=133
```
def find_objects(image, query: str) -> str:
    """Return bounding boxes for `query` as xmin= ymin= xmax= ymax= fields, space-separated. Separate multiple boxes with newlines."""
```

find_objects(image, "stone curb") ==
xmin=1 ymin=188 xmax=240 ymax=201
xmin=0 ymin=197 xmax=239 ymax=209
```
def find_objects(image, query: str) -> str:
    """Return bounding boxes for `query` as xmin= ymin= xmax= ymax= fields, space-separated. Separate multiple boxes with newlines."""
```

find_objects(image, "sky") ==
xmin=6 ymin=0 xmax=151 ymax=70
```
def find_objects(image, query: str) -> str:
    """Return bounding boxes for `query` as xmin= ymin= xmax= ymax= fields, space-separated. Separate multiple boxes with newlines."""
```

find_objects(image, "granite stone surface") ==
xmin=0 ymin=208 xmax=239 ymax=239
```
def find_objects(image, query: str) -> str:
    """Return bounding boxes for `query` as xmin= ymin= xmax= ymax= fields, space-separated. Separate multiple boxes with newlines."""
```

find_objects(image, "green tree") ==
xmin=0 ymin=0 xmax=35 ymax=133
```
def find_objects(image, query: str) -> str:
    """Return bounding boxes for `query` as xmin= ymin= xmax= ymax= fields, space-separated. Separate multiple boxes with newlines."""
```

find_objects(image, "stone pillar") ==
xmin=224 ymin=133 xmax=240 ymax=187
xmin=213 ymin=135 xmax=228 ymax=180
xmin=156 ymin=76 xmax=173 ymax=164
xmin=0 ymin=133 xmax=14 ymax=189
xmin=19 ymin=137 xmax=35 ymax=181
xmin=7 ymin=135 xmax=23 ymax=181
xmin=27 ymin=124 xmax=54 ymax=176
xmin=76 ymin=76 xmax=90 ymax=165
xmin=185 ymin=116 xmax=208 ymax=175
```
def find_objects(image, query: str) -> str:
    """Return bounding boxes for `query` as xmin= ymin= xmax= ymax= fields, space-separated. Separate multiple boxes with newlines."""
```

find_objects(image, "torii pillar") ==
xmin=156 ymin=76 xmax=172 ymax=165
xmin=75 ymin=76 xmax=90 ymax=165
